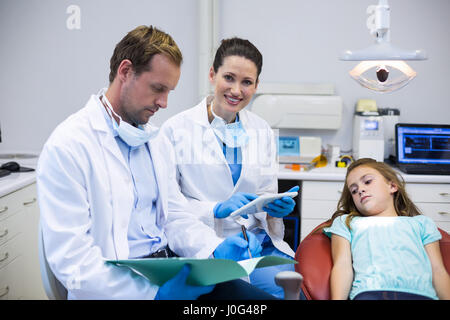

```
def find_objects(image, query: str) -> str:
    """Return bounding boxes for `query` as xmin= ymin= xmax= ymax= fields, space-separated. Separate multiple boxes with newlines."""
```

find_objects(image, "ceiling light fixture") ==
xmin=340 ymin=0 xmax=427 ymax=93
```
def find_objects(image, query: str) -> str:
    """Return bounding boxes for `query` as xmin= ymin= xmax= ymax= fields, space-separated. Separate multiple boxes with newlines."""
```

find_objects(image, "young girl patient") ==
xmin=324 ymin=158 xmax=450 ymax=300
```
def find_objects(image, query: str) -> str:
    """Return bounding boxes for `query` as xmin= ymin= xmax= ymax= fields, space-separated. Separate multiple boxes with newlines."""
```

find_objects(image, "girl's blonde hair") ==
xmin=323 ymin=158 xmax=421 ymax=230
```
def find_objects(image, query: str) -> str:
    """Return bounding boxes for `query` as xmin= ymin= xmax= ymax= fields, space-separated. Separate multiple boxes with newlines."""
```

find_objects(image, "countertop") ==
xmin=1 ymin=155 xmax=450 ymax=198
xmin=0 ymin=154 xmax=38 ymax=198
xmin=278 ymin=165 xmax=450 ymax=183
xmin=0 ymin=170 xmax=36 ymax=198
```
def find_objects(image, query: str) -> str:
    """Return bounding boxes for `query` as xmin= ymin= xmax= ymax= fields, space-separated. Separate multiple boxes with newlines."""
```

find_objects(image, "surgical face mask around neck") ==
xmin=100 ymin=93 xmax=158 ymax=147
xmin=210 ymin=101 xmax=248 ymax=148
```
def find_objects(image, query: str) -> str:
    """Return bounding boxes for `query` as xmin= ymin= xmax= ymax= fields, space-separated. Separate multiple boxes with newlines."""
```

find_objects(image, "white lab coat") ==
xmin=160 ymin=97 xmax=295 ymax=257
xmin=37 ymin=94 xmax=223 ymax=299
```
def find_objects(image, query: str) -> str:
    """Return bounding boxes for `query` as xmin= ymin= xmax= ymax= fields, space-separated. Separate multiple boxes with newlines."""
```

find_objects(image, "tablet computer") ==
xmin=229 ymin=191 xmax=298 ymax=218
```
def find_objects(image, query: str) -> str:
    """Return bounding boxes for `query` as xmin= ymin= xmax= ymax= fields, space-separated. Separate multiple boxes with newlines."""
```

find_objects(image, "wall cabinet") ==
xmin=0 ymin=183 xmax=47 ymax=300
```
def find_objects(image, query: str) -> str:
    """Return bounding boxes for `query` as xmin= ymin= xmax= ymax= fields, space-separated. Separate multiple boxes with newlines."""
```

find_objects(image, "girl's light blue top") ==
xmin=324 ymin=214 xmax=442 ymax=300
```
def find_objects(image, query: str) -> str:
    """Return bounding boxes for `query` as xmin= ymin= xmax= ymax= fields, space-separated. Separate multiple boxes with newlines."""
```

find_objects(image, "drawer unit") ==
xmin=0 ymin=234 xmax=27 ymax=300
xmin=416 ymin=203 xmax=450 ymax=232
xmin=0 ymin=256 xmax=26 ymax=300
xmin=406 ymin=183 xmax=450 ymax=233
xmin=416 ymin=203 xmax=450 ymax=222
xmin=0 ymin=183 xmax=47 ymax=299
xmin=302 ymin=181 xmax=345 ymax=201
xmin=300 ymin=180 xmax=344 ymax=240
xmin=301 ymin=200 xmax=338 ymax=220
xmin=0 ymin=234 xmax=23 ymax=270
xmin=406 ymin=184 xmax=450 ymax=203
xmin=0 ymin=210 xmax=25 ymax=247
xmin=0 ymin=187 xmax=28 ymax=220
xmin=435 ymin=221 xmax=450 ymax=232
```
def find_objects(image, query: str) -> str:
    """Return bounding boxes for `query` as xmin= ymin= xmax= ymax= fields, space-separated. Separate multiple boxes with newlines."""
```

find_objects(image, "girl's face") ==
xmin=346 ymin=165 xmax=398 ymax=217
xmin=209 ymin=55 xmax=258 ymax=122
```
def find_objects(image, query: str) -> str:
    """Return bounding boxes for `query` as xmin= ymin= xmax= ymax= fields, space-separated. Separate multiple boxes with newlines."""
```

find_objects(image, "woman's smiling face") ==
xmin=209 ymin=55 xmax=258 ymax=122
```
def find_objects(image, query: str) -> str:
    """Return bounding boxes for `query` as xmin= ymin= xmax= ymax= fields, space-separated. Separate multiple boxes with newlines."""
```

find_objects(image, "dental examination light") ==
xmin=340 ymin=0 xmax=427 ymax=93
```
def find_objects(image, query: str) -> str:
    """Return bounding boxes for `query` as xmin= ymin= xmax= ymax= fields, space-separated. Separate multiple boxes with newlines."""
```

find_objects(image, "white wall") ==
xmin=0 ymin=0 xmax=449 ymax=154
xmin=219 ymin=0 xmax=450 ymax=151
xmin=0 ymin=0 xmax=200 ymax=153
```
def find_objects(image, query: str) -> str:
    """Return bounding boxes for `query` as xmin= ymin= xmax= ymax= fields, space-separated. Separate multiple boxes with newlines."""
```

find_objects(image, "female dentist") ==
xmin=161 ymin=37 xmax=298 ymax=298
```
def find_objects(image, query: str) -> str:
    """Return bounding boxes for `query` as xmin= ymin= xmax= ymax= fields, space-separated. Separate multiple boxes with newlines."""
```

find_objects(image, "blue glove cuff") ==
xmin=213 ymin=202 xmax=221 ymax=218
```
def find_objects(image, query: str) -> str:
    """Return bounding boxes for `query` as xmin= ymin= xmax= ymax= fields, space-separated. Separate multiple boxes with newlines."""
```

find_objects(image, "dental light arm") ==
xmin=340 ymin=0 xmax=427 ymax=93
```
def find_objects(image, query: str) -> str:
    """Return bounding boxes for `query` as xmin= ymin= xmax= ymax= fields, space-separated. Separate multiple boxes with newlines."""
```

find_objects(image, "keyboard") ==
xmin=0 ymin=169 xmax=11 ymax=178
xmin=398 ymin=165 xmax=450 ymax=175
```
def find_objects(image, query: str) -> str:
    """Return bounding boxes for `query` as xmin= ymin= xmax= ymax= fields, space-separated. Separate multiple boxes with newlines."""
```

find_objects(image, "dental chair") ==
xmin=294 ymin=222 xmax=450 ymax=300
xmin=38 ymin=223 xmax=67 ymax=300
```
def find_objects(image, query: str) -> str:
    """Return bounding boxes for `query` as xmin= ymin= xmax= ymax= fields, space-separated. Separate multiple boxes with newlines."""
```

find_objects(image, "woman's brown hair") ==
xmin=212 ymin=37 xmax=263 ymax=81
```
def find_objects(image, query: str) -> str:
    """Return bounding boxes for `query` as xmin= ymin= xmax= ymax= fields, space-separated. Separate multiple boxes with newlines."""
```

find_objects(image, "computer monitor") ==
xmin=396 ymin=123 xmax=450 ymax=165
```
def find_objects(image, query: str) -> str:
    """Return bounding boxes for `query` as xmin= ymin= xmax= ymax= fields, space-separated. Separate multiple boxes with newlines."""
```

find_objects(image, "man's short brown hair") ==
xmin=109 ymin=25 xmax=182 ymax=83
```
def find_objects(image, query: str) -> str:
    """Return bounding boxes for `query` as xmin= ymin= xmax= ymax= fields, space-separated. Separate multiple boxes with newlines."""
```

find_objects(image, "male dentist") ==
xmin=37 ymin=25 xmax=271 ymax=300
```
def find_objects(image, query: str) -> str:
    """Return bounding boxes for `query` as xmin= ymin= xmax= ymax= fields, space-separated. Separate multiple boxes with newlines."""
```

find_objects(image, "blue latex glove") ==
xmin=213 ymin=231 xmax=262 ymax=261
xmin=155 ymin=264 xmax=215 ymax=300
xmin=263 ymin=186 xmax=299 ymax=218
xmin=213 ymin=192 xmax=258 ymax=219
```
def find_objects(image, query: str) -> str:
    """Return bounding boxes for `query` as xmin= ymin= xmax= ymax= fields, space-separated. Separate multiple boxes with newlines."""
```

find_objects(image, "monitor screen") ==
xmin=396 ymin=124 xmax=450 ymax=164
xmin=278 ymin=136 xmax=300 ymax=157
xmin=364 ymin=119 xmax=379 ymax=131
